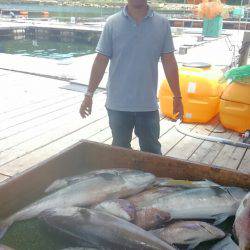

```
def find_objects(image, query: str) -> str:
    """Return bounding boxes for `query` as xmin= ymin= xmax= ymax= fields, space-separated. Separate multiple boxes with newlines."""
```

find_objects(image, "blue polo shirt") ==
xmin=96 ymin=6 xmax=175 ymax=112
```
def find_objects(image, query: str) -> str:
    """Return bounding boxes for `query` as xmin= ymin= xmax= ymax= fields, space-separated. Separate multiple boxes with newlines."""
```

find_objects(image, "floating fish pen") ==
xmin=0 ymin=25 xmax=101 ymax=44
xmin=24 ymin=27 xmax=101 ymax=43
xmin=0 ymin=26 xmax=26 ymax=40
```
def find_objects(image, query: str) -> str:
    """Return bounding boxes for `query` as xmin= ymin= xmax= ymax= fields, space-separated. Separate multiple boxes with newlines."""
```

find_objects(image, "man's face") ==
xmin=127 ymin=0 xmax=147 ymax=9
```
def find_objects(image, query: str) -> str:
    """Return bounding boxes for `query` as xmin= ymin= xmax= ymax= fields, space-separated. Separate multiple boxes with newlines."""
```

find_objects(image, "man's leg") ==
xmin=134 ymin=110 xmax=162 ymax=155
xmin=107 ymin=109 xmax=135 ymax=149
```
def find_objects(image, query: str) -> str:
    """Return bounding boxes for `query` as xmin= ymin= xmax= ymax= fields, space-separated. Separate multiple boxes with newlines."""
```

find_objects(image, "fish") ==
xmin=94 ymin=199 xmax=136 ymax=221
xmin=0 ymin=245 xmax=14 ymax=250
xmin=94 ymin=187 xmax=183 ymax=225
xmin=0 ymin=169 xmax=155 ymax=239
xmin=211 ymin=234 xmax=239 ymax=250
xmin=134 ymin=186 xmax=247 ymax=229
xmin=39 ymin=207 xmax=176 ymax=250
xmin=154 ymin=178 xmax=221 ymax=189
xmin=151 ymin=221 xmax=225 ymax=249
xmin=234 ymin=192 xmax=250 ymax=250
xmin=45 ymin=169 xmax=134 ymax=193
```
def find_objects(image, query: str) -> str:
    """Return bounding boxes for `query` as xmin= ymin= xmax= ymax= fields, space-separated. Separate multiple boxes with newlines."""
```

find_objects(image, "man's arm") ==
xmin=161 ymin=52 xmax=183 ymax=119
xmin=79 ymin=53 xmax=109 ymax=118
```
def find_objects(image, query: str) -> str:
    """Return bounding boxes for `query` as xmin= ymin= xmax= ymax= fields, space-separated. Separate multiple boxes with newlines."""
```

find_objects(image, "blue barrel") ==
xmin=202 ymin=16 xmax=223 ymax=38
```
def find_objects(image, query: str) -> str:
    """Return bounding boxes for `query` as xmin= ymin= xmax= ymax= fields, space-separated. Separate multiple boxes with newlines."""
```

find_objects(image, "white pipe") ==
xmin=175 ymin=119 xmax=250 ymax=149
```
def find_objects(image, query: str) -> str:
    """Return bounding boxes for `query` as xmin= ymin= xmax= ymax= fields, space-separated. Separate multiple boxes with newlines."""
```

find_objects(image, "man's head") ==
xmin=127 ymin=0 xmax=147 ymax=9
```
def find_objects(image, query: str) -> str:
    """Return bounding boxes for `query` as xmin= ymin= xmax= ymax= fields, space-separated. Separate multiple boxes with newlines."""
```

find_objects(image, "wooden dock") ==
xmin=0 ymin=68 xmax=249 ymax=184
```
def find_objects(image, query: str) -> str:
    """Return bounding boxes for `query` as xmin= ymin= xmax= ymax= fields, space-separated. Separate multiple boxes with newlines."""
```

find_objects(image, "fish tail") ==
xmin=0 ymin=219 xmax=13 ymax=239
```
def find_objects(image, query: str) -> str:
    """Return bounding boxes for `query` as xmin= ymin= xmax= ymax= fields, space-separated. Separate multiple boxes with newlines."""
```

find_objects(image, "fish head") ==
xmin=135 ymin=207 xmax=171 ymax=230
xmin=121 ymin=170 xmax=155 ymax=187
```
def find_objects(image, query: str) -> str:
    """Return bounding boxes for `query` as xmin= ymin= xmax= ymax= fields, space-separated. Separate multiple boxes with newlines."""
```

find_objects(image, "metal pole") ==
xmin=238 ymin=31 xmax=250 ymax=66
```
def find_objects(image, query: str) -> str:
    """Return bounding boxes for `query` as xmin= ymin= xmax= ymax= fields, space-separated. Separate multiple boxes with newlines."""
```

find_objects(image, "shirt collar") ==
xmin=122 ymin=5 xmax=154 ymax=19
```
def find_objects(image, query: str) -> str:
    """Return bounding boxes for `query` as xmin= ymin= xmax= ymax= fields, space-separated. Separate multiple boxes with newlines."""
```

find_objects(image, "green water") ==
xmin=0 ymin=38 xmax=96 ymax=59
xmin=0 ymin=217 xmax=236 ymax=250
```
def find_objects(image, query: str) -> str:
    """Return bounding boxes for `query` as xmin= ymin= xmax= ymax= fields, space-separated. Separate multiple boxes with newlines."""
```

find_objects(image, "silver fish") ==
xmin=45 ymin=169 xmax=134 ymax=193
xmin=0 ymin=169 xmax=155 ymax=239
xmin=151 ymin=221 xmax=225 ymax=249
xmin=39 ymin=207 xmax=176 ymax=250
xmin=211 ymin=235 xmax=239 ymax=250
xmin=234 ymin=192 xmax=250 ymax=250
xmin=135 ymin=187 xmax=247 ymax=229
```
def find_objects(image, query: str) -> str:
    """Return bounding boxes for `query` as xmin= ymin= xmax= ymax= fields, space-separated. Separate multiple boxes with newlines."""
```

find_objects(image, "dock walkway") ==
xmin=0 ymin=26 xmax=249 ymax=183
xmin=0 ymin=68 xmax=249 ymax=184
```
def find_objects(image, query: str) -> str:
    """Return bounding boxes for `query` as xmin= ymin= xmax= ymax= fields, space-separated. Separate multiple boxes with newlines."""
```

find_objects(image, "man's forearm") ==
xmin=161 ymin=53 xmax=181 ymax=98
xmin=87 ymin=53 xmax=109 ymax=94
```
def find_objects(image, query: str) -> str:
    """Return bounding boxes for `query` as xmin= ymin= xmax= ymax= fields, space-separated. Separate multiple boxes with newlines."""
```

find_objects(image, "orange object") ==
xmin=20 ymin=11 xmax=28 ymax=16
xmin=187 ymin=0 xmax=203 ymax=4
xmin=195 ymin=0 xmax=224 ymax=19
xmin=220 ymin=83 xmax=250 ymax=133
xmin=158 ymin=63 xmax=225 ymax=123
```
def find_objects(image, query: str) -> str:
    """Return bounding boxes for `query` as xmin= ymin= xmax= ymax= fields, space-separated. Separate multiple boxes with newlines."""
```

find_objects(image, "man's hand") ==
xmin=79 ymin=95 xmax=93 ymax=118
xmin=173 ymin=97 xmax=184 ymax=120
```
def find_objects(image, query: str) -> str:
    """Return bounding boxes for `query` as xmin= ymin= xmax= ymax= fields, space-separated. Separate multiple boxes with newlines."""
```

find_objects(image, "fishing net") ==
xmin=223 ymin=65 xmax=250 ymax=84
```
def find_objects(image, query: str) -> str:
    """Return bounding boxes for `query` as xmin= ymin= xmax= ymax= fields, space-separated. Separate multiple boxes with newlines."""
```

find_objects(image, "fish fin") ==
xmin=212 ymin=213 xmax=229 ymax=225
xmin=45 ymin=179 xmax=68 ymax=193
xmin=203 ymin=179 xmax=221 ymax=187
xmin=45 ymin=176 xmax=85 ymax=193
xmin=187 ymin=242 xmax=200 ymax=250
xmin=0 ymin=219 xmax=13 ymax=239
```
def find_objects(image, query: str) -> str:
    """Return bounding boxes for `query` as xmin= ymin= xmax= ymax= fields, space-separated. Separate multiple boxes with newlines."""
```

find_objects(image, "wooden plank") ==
xmin=0 ymin=91 xmax=74 ymax=121
xmin=0 ymin=72 xmax=71 ymax=114
xmin=167 ymin=119 xmax=219 ymax=160
xmin=161 ymin=123 xmax=197 ymax=155
xmin=0 ymin=99 xmax=83 ymax=141
xmin=0 ymin=94 xmax=83 ymax=131
xmin=0 ymin=116 xmax=109 ymax=177
xmin=212 ymin=133 xmax=247 ymax=170
xmin=88 ymin=126 xmax=112 ymax=143
xmin=0 ymin=99 xmax=84 ymax=151
xmin=238 ymin=149 xmax=250 ymax=174
xmin=189 ymin=124 xmax=233 ymax=165
xmin=0 ymin=93 xmax=107 ymax=168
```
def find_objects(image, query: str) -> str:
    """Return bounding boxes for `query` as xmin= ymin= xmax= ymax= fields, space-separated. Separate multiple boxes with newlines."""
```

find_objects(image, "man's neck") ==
xmin=127 ymin=4 xmax=148 ymax=23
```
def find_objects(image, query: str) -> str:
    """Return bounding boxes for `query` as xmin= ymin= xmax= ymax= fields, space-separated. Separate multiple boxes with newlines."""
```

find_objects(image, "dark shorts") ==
xmin=107 ymin=109 xmax=162 ymax=155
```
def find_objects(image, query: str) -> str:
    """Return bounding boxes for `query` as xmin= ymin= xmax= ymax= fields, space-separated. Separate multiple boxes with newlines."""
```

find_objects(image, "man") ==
xmin=80 ymin=0 xmax=183 ymax=155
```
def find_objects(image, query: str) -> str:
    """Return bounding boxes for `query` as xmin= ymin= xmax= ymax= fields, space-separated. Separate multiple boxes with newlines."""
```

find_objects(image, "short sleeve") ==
xmin=96 ymin=22 xmax=113 ymax=58
xmin=162 ymin=20 xmax=175 ymax=54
